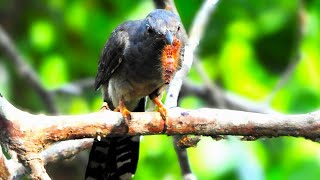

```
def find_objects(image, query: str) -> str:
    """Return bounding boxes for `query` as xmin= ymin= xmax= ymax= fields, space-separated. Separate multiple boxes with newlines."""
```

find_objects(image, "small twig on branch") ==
xmin=192 ymin=57 xmax=227 ymax=108
xmin=181 ymin=80 xmax=277 ymax=114
xmin=181 ymin=0 xmax=224 ymax=108
xmin=41 ymin=139 xmax=93 ymax=164
xmin=51 ymin=78 xmax=94 ymax=96
xmin=0 ymin=25 xmax=57 ymax=114
xmin=26 ymin=156 xmax=50 ymax=180
xmin=4 ymin=139 xmax=93 ymax=179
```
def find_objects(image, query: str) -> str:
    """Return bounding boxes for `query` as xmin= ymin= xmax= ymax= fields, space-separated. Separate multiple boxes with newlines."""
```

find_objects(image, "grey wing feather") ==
xmin=94 ymin=27 xmax=129 ymax=90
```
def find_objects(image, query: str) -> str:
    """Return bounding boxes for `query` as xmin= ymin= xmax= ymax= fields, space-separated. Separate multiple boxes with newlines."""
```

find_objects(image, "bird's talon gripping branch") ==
xmin=152 ymin=97 xmax=168 ymax=120
xmin=121 ymin=109 xmax=132 ymax=121
xmin=115 ymin=99 xmax=132 ymax=121
xmin=158 ymin=106 xmax=168 ymax=120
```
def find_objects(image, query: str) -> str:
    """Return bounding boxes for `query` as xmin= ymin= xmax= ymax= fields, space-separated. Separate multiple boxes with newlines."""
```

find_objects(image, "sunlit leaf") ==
xmin=180 ymin=96 xmax=204 ymax=109
xmin=48 ymin=0 xmax=65 ymax=10
xmin=91 ymin=96 xmax=103 ymax=111
xmin=40 ymin=54 xmax=68 ymax=89
xmin=188 ymin=138 xmax=236 ymax=179
xmin=296 ymin=42 xmax=320 ymax=92
xmin=69 ymin=97 xmax=90 ymax=114
xmin=65 ymin=1 xmax=87 ymax=33
xmin=227 ymin=20 xmax=257 ymax=40
xmin=136 ymin=136 xmax=180 ymax=180
xmin=29 ymin=21 xmax=55 ymax=51
xmin=219 ymin=38 xmax=274 ymax=99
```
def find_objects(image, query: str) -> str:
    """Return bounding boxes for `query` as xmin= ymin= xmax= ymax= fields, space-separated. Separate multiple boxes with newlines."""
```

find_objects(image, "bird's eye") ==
xmin=177 ymin=26 xmax=181 ymax=32
xmin=146 ymin=25 xmax=154 ymax=34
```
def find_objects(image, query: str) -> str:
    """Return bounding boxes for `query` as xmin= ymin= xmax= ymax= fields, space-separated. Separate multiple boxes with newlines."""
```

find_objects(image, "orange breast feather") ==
xmin=161 ymin=37 xmax=181 ymax=84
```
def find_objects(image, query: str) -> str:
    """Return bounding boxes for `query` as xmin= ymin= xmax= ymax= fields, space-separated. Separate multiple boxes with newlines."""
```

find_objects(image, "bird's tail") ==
xmin=85 ymin=98 xmax=145 ymax=180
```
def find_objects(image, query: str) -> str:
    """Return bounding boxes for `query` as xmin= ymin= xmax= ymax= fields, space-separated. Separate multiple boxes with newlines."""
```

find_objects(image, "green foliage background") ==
xmin=1 ymin=0 xmax=320 ymax=179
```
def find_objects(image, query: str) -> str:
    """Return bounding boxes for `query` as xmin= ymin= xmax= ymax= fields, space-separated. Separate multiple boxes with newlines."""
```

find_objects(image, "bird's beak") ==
xmin=165 ymin=31 xmax=173 ymax=45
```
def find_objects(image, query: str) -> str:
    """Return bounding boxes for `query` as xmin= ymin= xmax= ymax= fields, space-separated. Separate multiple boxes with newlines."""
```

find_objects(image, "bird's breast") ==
xmin=161 ymin=37 xmax=181 ymax=84
xmin=117 ymin=37 xmax=182 ymax=100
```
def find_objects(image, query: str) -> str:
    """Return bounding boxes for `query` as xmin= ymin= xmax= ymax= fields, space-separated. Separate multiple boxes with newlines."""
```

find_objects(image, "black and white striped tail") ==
xmin=85 ymin=98 xmax=145 ymax=180
xmin=85 ymin=136 xmax=140 ymax=180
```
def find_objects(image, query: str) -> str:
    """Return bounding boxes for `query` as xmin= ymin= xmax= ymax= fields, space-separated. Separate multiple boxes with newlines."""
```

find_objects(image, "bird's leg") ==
xmin=152 ymin=96 xmax=167 ymax=120
xmin=114 ymin=98 xmax=132 ymax=120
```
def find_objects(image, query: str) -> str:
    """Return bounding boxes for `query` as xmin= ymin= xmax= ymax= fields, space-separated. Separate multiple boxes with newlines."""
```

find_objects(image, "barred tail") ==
xmin=85 ymin=136 xmax=140 ymax=180
xmin=85 ymin=98 xmax=145 ymax=180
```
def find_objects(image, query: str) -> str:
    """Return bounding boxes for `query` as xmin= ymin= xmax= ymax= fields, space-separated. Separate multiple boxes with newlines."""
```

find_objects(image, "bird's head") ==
xmin=141 ymin=9 xmax=184 ymax=84
xmin=143 ymin=9 xmax=182 ymax=46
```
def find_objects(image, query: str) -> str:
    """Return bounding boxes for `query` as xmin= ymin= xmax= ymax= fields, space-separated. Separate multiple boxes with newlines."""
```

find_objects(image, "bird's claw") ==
xmin=100 ymin=102 xmax=110 ymax=112
xmin=158 ymin=106 xmax=168 ymax=120
xmin=114 ymin=107 xmax=132 ymax=121
xmin=151 ymin=96 xmax=168 ymax=120
xmin=121 ymin=108 xmax=132 ymax=121
xmin=115 ymin=99 xmax=132 ymax=121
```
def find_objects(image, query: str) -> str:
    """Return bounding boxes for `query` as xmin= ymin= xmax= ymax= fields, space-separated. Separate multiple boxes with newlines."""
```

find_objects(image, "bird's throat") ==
xmin=161 ymin=38 xmax=181 ymax=84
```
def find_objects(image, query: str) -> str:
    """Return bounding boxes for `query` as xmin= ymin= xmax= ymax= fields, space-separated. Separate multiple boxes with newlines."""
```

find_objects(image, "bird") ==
xmin=85 ymin=9 xmax=185 ymax=180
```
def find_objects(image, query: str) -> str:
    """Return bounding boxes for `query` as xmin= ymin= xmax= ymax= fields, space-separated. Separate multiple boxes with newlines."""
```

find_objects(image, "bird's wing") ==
xmin=94 ymin=26 xmax=129 ymax=90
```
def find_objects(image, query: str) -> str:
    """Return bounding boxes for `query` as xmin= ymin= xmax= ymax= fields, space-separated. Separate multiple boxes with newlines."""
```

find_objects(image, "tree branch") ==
xmin=1 ymin=94 xmax=320 ymax=178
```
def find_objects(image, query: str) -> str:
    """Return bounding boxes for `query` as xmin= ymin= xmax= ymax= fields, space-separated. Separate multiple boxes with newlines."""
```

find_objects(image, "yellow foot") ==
xmin=152 ymin=96 xmax=168 ymax=120
xmin=114 ymin=99 xmax=132 ymax=120
xmin=158 ymin=106 xmax=168 ymax=120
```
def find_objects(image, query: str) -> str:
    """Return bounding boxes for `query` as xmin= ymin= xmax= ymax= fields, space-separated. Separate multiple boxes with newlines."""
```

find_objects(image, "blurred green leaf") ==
xmin=227 ymin=20 xmax=257 ymax=40
xmin=29 ymin=21 xmax=55 ymax=51
xmin=180 ymin=96 xmax=204 ymax=109
xmin=219 ymin=38 xmax=274 ymax=99
xmin=135 ymin=136 xmax=180 ymax=180
xmin=296 ymin=42 xmax=320 ymax=92
xmin=40 ymin=54 xmax=68 ymax=89
xmin=69 ymin=97 xmax=90 ymax=114
xmin=65 ymin=1 xmax=88 ymax=34
xmin=188 ymin=138 xmax=235 ymax=180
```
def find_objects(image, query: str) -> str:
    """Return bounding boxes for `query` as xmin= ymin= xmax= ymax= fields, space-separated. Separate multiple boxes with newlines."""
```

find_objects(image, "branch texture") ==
xmin=1 ymin=95 xmax=320 ymax=178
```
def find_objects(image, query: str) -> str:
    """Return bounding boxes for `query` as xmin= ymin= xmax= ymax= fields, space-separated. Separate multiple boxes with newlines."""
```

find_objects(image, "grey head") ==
xmin=141 ymin=9 xmax=182 ymax=46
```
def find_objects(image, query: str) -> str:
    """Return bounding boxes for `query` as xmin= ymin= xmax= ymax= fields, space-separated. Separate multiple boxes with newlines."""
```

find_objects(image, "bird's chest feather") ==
xmin=128 ymin=37 xmax=181 ymax=83
xmin=114 ymin=38 xmax=181 ymax=101
xmin=161 ymin=38 xmax=182 ymax=84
